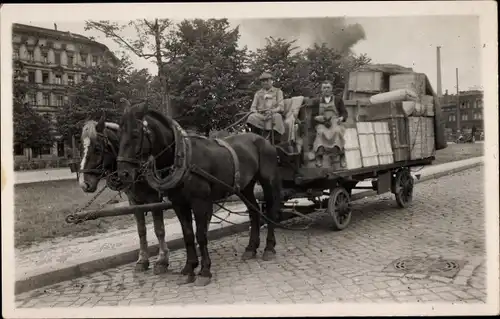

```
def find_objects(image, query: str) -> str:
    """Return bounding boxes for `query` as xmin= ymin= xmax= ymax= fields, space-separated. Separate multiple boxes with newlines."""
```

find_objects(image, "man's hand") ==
xmin=314 ymin=115 xmax=325 ymax=122
xmin=337 ymin=117 xmax=345 ymax=125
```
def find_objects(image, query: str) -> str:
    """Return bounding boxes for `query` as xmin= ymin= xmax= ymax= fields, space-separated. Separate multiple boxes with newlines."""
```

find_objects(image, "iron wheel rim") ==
xmin=329 ymin=188 xmax=352 ymax=228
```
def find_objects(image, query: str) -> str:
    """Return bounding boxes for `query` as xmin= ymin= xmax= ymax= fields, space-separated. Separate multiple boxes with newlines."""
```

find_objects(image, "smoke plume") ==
xmin=235 ymin=17 xmax=366 ymax=53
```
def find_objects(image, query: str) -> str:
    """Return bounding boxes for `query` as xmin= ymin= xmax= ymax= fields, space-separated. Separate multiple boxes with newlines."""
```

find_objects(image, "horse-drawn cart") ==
xmin=67 ymin=66 xmax=447 ymax=233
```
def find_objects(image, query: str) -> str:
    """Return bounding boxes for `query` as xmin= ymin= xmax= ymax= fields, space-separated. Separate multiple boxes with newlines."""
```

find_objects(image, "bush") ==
xmin=13 ymin=158 xmax=73 ymax=171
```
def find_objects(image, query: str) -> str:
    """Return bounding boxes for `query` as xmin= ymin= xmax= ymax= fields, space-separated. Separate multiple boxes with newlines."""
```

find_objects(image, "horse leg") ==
xmin=172 ymin=202 xmax=198 ymax=284
xmin=133 ymin=211 xmax=150 ymax=271
xmin=192 ymin=199 xmax=213 ymax=286
xmin=259 ymin=176 xmax=280 ymax=261
xmin=152 ymin=209 xmax=169 ymax=275
xmin=241 ymin=183 xmax=261 ymax=261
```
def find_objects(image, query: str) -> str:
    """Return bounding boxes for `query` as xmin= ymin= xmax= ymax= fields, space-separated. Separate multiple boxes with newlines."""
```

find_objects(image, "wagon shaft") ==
xmin=65 ymin=201 xmax=174 ymax=224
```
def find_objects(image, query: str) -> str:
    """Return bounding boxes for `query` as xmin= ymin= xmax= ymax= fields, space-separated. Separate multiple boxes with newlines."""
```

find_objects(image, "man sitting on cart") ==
xmin=246 ymin=72 xmax=285 ymax=145
xmin=306 ymin=80 xmax=348 ymax=168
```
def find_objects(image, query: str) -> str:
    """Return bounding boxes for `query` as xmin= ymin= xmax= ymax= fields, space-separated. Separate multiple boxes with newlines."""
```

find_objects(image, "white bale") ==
xmin=369 ymin=88 xmax=418 ymax=104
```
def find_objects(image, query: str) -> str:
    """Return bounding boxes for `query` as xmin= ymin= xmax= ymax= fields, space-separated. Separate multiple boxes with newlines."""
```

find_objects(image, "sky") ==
xmin=18 ymin=15 xmax=482 ymax=93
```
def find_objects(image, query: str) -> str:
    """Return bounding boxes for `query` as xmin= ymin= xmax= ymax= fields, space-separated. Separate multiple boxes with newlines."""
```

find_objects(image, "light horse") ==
xmin=114 ymin=102 xmax=282 ymax=286
xmin=78 ymin=114 xmax=170 ymax=274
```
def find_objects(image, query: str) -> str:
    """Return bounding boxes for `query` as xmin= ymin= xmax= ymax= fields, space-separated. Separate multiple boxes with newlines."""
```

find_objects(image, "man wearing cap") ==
xmin=246 ymin=72 xmax=285 ymax=144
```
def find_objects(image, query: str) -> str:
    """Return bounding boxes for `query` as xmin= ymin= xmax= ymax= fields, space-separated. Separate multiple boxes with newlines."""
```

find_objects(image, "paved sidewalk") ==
xmin=14 ymin=157 xmax=483 ymax=294
xmin=15 ymin=168 xmax=76 ymax=185
xmin=14 ymin=166 xmax=489 ymax=308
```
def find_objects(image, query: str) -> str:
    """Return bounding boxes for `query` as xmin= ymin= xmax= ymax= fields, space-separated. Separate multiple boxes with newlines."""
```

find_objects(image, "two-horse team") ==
xmin=78 ymin=79 xmax=290 ymax=286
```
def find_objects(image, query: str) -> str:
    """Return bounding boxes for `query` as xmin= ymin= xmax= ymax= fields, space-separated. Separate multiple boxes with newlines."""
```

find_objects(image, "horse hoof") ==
xmin=134 ymin=261 xmax=150 ymax=272
xmin=194 ymin=276 xmax=211 ymax=287
xmin=153 ymin=262 xmax=168 ymax=275
xmin=177 ymin=274 xmax=196 ymax=285
xmin=241 ymin=251 xmax=256 ymax=261
xmin=262 ymin=250 xmax=276 ymax=261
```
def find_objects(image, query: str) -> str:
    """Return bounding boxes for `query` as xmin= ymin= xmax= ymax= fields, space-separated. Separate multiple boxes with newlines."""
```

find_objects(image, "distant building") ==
xmin=439 ymin=89 xmax=484 ymax=140
xmin=12 ymin=23 xmax=119 ymax=159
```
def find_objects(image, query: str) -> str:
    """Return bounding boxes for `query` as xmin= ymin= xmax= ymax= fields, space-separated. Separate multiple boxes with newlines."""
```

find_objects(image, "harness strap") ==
xmin=214 ymin=138 xmax=241 ymax=192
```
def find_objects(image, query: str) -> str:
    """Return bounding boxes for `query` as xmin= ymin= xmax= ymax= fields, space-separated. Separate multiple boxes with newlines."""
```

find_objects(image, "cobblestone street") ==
xmin=15 ymin=167 xmax=486 ymax=307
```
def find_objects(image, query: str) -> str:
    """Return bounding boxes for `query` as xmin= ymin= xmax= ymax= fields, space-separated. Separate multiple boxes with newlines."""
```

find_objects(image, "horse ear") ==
xmin=120 ymin=98 xmax=131 ymax=113
xmin=137 ymin=102 xmax=149 ymax=118
xmin=96 ymin=111 xmax=105 ymax=132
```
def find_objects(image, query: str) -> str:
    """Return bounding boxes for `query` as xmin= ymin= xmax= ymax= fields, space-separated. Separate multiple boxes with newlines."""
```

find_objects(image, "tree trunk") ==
xmin=153 ymin=19 xmax=170 ymax=116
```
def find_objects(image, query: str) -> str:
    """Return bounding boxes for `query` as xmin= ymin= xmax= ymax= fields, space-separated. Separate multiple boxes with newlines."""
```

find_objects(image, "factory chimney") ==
xmin=436 ymin=46 xmax=443 ymax=97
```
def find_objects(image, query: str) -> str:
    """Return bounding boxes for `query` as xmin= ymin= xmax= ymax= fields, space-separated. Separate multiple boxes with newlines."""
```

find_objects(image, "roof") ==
xmin=13 ymin=23 xmax=120 ymax=65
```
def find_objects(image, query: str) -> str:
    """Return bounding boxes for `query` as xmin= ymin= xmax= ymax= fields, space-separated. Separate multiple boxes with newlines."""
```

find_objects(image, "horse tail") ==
xmin=253 ymin=135 xmax=282 ymax=216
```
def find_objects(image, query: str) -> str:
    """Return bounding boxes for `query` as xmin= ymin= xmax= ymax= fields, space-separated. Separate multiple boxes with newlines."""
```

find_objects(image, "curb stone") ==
xmin=14 ymin=160 xmax=483 ymax=295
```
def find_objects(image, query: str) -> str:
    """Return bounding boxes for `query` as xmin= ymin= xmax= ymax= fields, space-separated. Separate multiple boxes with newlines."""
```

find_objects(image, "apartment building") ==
xmin=439 ymin=89 xmax=484 ymax=140
xmin=12 ymin=23 xmax=119 ymax=158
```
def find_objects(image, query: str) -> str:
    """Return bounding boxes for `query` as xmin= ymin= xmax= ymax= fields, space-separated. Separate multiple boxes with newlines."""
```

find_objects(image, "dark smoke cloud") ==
xmin=234 ymin=17 xmax=366 ymax=53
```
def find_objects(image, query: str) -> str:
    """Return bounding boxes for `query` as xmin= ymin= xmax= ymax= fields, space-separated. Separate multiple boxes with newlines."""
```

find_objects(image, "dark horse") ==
xmin=78 ymin=114 xmax=170 ymax=274
xmin=115 ymin=103 xmax=282 ymax=286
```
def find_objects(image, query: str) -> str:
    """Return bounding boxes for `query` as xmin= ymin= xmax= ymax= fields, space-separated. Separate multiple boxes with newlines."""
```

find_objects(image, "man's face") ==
xmin=261 ymin=79 xmax=272 ymax=89
xmin=321 ymin=83 xmax=333 ymax=96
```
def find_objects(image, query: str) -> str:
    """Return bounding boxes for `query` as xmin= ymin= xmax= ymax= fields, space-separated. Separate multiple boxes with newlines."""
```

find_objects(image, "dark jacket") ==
xmin=307 ymin=95 xmax=348 ymax=121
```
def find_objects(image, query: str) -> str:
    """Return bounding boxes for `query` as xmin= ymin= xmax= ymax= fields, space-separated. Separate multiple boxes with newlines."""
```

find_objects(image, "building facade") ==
xmin=12 ymin=23 xmax=118 ymax=159
xmin=439 ymin=89 xmax=484 ymax=140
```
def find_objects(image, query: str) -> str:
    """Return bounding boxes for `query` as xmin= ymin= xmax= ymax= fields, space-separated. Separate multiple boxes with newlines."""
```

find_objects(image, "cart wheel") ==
xmin=394 ymin=169 xmax=414 ymax=208
xmin=327 ymin=187 xmax=352 ymax=231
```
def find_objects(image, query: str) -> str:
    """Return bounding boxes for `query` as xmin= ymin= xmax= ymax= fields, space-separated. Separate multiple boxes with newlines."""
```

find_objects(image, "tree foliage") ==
xmin=55 ymin=55 xmax=146 ymax=143
xmin=84 ymin=19 xmax=372 ymax=134
xmin=13 ymin=67 xmax=55 ymax=155
xmin=163 ymin=18 xmax=251 ymax=133
xmin=85 ymin=19 xmax=173 ymax=115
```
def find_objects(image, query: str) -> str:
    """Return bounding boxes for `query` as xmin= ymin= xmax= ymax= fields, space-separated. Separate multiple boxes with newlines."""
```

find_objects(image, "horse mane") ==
xmin=81 ymin=120 xmax=120 ymax=141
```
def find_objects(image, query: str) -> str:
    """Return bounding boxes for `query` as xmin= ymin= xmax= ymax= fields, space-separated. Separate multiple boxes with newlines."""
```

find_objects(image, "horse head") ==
xmin=79 ymin=112 xmax=120 ymax=192
xmin=116 ymin=101 xmax=179 ymax=189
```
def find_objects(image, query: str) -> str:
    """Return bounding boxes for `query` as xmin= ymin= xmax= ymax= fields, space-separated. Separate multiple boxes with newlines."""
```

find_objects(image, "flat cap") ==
xmin=258 ymin=72 xmax=273 ymax=80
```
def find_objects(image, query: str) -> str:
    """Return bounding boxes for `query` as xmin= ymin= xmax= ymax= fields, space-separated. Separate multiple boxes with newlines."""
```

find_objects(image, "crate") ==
xmin=389 ymin=73 xmax=427 ymax=95
xmin=348 ymin=91 xmax=375 ymax=101
xmin=420 ymin=95 xmax=435 ymax=116
xmin=348 ymin=71 xmax=385 ymax=93
xmin=357 ymin=122 xmax=379 ymax=167
xmin=373 ymin=122 xmax=394 ymax=165
xmin=343 ymin=127 xmax=362 ymax=169
xmin=408 ymin=117 xmax=436 ymax=159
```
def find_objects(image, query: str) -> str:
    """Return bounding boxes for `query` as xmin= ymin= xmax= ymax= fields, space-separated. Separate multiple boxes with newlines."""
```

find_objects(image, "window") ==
xmin=461 ymin=114 xmax=468 ymax=121
xmin=68 ymin=75 xmax=75 ymax=85
xmin=42 ymin=72 xmax=49 ymax=84
xmin=41 ymin=145 xmax=52 ymax=155
xmin=67 ymin=54 xmax=74 ymax=67
xmin=448 ymin=115 xmax=456 ymax=122
xmin=55 ymin=95 xmax=64 ymax=106
xmin=42 ymin=52 xmax=49 ymax=63
xmin=476 ymin=99 xmax=483 ymax=108
xmin=54 ymin=52 xmax=61 ymax=64
xmin=54 ymin=74 xmax=62 ymax=85
xmin=42 ymin=93 xmax=49 ymax=106
xmin=91 ymin=55 xmax=98 ymax=67
xmin=13 ymin=49 xmax=19 ymax=60
xmin=28 ymin=71 xmax=36 ymax=83
xmin=27 ymin=50 xmax=34 ymax=61
xmin=80 ymin=54 xmax=88 ymax=66
xmin=27 ymin=93 xmax=36 ymax=105
xmin=14 ymin=143 xmax=24 ymax=156
xmin=473 ymin=113 xmax=483 ymax=120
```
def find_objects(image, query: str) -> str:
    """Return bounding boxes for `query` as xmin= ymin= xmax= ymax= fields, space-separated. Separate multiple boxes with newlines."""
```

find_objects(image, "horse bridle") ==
xmin=79 ymin=131 xmax=118 ymax=178
xmin=116 ymin=119 xmax=154 ymax=168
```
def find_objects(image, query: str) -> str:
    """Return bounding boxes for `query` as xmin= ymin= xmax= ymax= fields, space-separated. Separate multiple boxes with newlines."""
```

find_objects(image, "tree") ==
xmin=55 ymin=55 xmax=145 ymax=143
xmin=163 ymin=18 xmax=251 ymax=134
xmin=247 ymin=37 xmax=307 ymax=96
xmin=13 ymin=65 xmax=55 ymax=158
xmin=85 ymin=19 xmax=173 ymax=116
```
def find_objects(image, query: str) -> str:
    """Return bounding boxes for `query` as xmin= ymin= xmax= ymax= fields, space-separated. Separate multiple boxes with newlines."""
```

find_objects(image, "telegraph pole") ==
xmin=455 ymin=68 xmax=460 ymax=133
